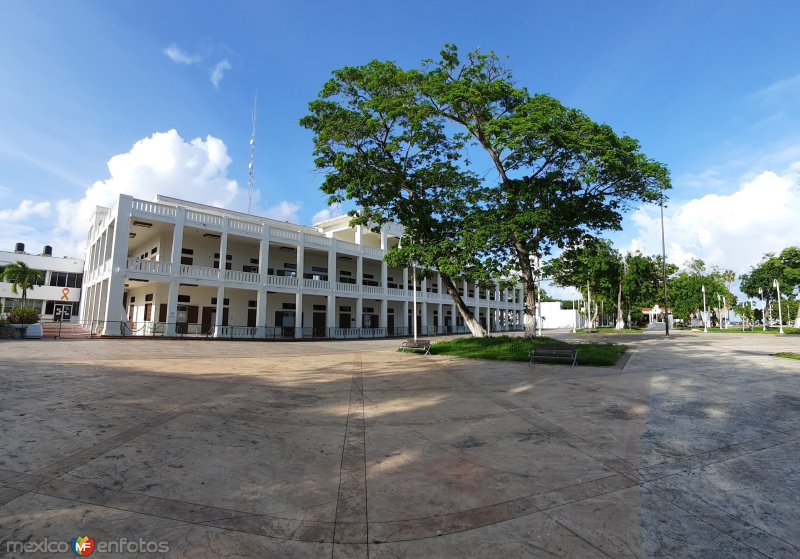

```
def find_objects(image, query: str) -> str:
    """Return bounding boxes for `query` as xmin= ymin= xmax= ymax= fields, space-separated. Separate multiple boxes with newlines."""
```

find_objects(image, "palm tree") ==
xmin=1 ymin=260 xmax=44 ymax=307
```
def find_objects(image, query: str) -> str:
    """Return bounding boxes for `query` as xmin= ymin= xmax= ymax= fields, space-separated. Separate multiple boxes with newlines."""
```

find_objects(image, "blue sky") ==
xmin=2 ymin=0 xmax=800 ymax=285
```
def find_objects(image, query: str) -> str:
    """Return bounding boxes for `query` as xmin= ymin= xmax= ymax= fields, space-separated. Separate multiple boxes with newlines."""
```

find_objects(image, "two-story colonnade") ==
xmin=80 ymin=194 xmax=525 ymax=339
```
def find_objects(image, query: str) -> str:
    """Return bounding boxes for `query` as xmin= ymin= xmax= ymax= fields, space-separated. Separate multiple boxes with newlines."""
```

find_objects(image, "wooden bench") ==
xmin=529 ymin=346 xmax=577 ymax=367
xmin=400 ymin=339 xmax=431 ymax=355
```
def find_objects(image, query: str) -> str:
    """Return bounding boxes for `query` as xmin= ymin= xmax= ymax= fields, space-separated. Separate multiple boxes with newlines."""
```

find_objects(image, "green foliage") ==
xmin=8 ymin=306 xmax=40 ymax=325
xmin=0 ymin=261 xmax=44 ymax=304
xmin=428 ymin=335 xmax=626 ymax=366
xmin=770 ymin=299 xmax=799 ymax=323
xmin=547 ymin=239 xmax=621 ymax=302
xmin=776 ymin=352 xmax=800 ymax=360
xmin=736 ymin=303 xmax=754 ymax=322
xmin=740 ymin=246 xmax=800 ymax=302
xmin=625 ymin=253 xmax=675 ymax=310
xmin=302 ymin=45 xmax=670 ymax=336
xmin=669 ymin=272 xmax=736 ymax=321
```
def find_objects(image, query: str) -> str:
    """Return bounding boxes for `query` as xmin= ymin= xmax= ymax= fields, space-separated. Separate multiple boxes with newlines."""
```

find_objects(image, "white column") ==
xmin=165 ymin=207 xmax=185 ymax=336
xmin=297 ymin=233 xmax=306 ymax=285
xmin=256 ymin=225 xmax=270 ymax=336
xmin=437 ymin=302 xmax=443 ymax=334
xmin=101 ymin=195 xmax=133 ymax=335
xmin=402 ymin=268 xmax=409 ymax=292
xmin=294 ymin=292 xmax=304 ymax=338
xmin=451 ymin=303 xmax=457 ymax=332
xmin=421 ymin=301 xmax=428 ymax=332
xmin=381 ymin=260 xmax=388 ymax=296
xmin=213 ymin=219 xmax=229 ymax=337
xmin=355 ymin=225 xmax=363 ymax=246
xmin=380 ymin=227 xmax=388 ymax=250
xmin=356 ymin=254 xmax=363 ymax=292
xmin=327 ymin=294 xmax=336 ymax=329
xmin=380 ymin=298 xmax=388 ymax=330
xmin=328 ymin=238 xmax=337 ymax=288
xmin=403 ymin=300 xmax=409 ymax=331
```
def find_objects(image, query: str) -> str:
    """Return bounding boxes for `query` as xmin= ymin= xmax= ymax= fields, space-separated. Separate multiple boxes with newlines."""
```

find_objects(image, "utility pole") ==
xmin=248 ymin=93 xmax=257 ymax=214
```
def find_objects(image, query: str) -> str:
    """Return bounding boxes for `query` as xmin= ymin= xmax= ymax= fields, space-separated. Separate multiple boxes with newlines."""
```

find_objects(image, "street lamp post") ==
xmin=749 ymin=300 xmax=754 ymax=331
xmin=774 ymin=279 xmax=785 ymax=335
xmin=399 ymin=235 xmax=417 ymax=343
xmin=702 ymin=285 xmax=708 ymax=333
xmin=759 ymin=287 xmax=766 ymax=331
xmin=716 ymin=293 xmax=722 ymax=329
xmin=660 ymin=188 xmax=670 ymax=337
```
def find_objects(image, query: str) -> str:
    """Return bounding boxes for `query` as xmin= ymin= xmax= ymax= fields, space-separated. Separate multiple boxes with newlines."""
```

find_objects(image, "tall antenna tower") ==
xmin=247 ymin=93 xmax=257 ymax=214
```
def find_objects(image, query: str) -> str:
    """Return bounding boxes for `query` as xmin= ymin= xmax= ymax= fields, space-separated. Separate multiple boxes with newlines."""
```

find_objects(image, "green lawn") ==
xmin=427 ymin=335 xmax=626 ymax=367
xmin=775 ymin=352 xmax=800 ymax=360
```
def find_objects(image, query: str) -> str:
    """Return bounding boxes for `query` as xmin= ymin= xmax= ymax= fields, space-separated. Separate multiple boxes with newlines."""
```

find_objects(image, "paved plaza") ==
xmin=1 ymin=331 xmax=799 ymax=557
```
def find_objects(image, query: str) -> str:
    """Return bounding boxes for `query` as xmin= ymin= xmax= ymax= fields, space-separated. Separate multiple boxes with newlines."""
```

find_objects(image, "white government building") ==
xmin=79 ymin=194 xmax=526 ymax=338
xmin=0 ymin=243 xmax=84 ymax=321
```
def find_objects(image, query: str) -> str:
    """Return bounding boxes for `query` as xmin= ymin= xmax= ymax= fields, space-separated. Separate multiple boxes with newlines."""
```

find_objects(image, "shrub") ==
xmin=8 ymin=307 xmax=40 ymax=325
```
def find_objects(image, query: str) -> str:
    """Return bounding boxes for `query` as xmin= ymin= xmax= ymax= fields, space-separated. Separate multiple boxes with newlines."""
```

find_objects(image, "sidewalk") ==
xmin=0 ymin=333 xmax=798 ymax=557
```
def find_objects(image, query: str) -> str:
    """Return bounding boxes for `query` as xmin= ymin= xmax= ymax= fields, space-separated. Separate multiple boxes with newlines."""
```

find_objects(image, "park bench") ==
xmin=529 ymin=345 xmax=577 ymax=367
xmin=400 ymin=339 xmax=432 ymax=355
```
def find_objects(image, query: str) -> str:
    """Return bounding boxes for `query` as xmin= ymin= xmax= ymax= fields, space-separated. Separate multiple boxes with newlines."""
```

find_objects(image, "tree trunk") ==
xmin=524 ymin=283 xmax=537 ymax=338
xmin=586 ymin=284 xmax=593 ymax=330
xmin=440 ymin=274 xmax=486 ymax=337
xmin=615 ymin=281 xmax=625 ymax=329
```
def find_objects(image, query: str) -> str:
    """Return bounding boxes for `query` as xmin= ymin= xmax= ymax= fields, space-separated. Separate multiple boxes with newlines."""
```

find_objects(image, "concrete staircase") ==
xmin=41 ymin=322 xmax=92 ymax=339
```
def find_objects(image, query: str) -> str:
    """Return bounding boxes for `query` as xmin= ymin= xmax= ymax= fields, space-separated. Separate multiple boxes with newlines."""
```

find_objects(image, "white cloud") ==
xmin=0 ymin=200 xmax=51 ymax=222
xmin=311 ymin=207 xmax=337 ymax=224
xmin=753 ymin=73 xmax=800 ymax=105
xmin=210 ymin=59 xmax=231 ymax=89
xmin=628 ymin=169 xmax=800 ymax=276
xmin=52 ymin=130 xmax=240 ymax=257
xmin=163 ymin=44 xmax=200 ymax=65
xmin=263 ymin=201 xmax=301 ymax=223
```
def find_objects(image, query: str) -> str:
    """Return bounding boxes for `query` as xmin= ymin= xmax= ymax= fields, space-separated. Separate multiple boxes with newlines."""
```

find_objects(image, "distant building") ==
xmin=0 ymin=243 xmax=84 ymax=321
xmin=80 ymin=194 xmax=525 ymax=338
xmin=538 ymin=301 xmax=582 ymax=329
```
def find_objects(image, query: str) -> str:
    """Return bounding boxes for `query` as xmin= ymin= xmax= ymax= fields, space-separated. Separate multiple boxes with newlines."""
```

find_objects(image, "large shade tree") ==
xmin=300 ymin=61 xmax=489 ymax=335
xmin=302 ymin=46 xmax=670 ymax=337
xmin=740 ymin=246 xmax=800 ymax=326
xmin=546 ymin=239 xmax=622 ymax=330
xmin=420 ymin=46 xmax=670 ymax=336
xmin=0 ymin=260 xmax=44 ymax=307
xmin=669 ymin=261 xmax=735 ymax=325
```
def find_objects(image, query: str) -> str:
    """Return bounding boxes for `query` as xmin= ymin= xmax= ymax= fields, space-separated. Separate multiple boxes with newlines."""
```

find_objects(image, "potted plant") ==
xmin=1 ymin=261 xmax=45 ymax=339
xmin=8 ymin=307 xmax=42 ymax=338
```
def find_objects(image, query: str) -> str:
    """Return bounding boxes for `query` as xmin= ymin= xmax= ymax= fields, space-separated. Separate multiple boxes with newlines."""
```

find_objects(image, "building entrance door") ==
xmin=312 ymin=312 xmax=326 ymax=337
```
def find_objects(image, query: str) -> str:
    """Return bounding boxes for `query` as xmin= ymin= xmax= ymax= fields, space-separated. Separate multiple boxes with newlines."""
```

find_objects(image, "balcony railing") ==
xmin=306 ymin=236 xmax=332 ymax=247
xmin=225 ymin=270 xmax=261 ymax=284
xmin=131 ymin=200 xmax=177 ymax=218
xmin=185 ymin=210 xmax=224 ymax=228
xmin=271 ymin=229 xmax=299 ymax=242
xmin=362 ymin=285 xmax=384 ymax=295
xmin=303 ymin=278 xmax=330 ymax=290
xmin=126 ymin=258 xmax=172 ymax=275
xmin=179 ymin=264 xmax=220 ymax=280
xmin=229 ymin=219 xmax=262 ymax=235
xmin=335 ymin=282 xmax=359 ymax=293
xmin=268 ymin=275 xmax=299 ymax=288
